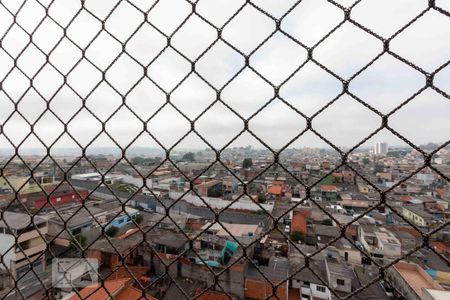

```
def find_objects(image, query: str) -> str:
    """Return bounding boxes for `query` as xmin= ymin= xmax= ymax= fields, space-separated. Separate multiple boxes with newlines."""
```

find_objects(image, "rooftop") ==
xmin=47 ymin=204 xmax=105 ymax=227
xmin=325 ymin=256 xmax=355 ymax=278
xmin=314 ymin=224 xmax=340 ymax=237
xmin=246 ymin=257 xmax=289 ymax=281
xmin=201 ymin=222 xmax=259 ymax=238
xmin=68 ymin=277 xmax=156 ymax=300
xmin=353 ymin=265 xmax=388 ymax=300
xmin=268 ymin=185 xmax=283 ymax=195
xmin=89 ymin=228 xmax=189 ymax=254
xmin=0 ymin=211 xmax=46 ymax=230
xmin=289 ymin=245 xmax=328 ymax=285
xmin=393 ymin=261 xmax=443 ymax=299
xmin=403 ymin=205 xmax=435 ymax=221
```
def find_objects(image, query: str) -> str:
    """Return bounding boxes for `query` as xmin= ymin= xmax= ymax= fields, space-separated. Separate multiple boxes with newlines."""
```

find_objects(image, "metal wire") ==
xmin=0 ymin=0 xmax=449 ymax=299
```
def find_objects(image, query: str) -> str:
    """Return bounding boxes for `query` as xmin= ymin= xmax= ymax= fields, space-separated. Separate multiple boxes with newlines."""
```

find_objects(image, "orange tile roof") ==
xmin=69 ymin=278 xmax=130 ymax=300
xmin=292 ymin=209 xmax=311 ymax=234
xmin=69 ymin=278 xmax=157 ymax=300
xmin=268 ymin=185 xmax=283 ymax=195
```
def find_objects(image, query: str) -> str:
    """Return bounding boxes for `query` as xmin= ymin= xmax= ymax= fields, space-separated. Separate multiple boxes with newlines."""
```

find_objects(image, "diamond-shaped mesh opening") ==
xmin=0 ymin=1 xmax=449 ymax=300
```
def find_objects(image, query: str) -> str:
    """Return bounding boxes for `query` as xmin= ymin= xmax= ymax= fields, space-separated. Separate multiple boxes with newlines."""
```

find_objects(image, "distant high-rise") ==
xmin=374 ymin=142 xmax=388 ymax=155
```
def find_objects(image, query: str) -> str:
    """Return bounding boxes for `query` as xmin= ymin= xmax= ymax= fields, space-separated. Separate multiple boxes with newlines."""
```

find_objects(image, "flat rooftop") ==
xmin=89 ymin=228 xmax=189 ymax=254
xmin=0 ymin=211 xmax=46 ymax=230
xmin=201 ymin=222 xmax=259 ymax=238
xmin=403 ymin=205 xmax=435 ymax=221
xmin=246 ymin=257 xmax=289 ymax=281
xmin=394 ymin=262 xmax=443 ymax=299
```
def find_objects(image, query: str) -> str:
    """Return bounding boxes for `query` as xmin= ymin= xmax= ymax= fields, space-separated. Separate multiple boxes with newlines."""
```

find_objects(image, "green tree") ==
xmin=242 ymin=158 xmax=253 ymax=169
xmin=319 ymin=174 xmax=334 ymax=185
xmin=131 ymin=156 xmax=161 ymax=166
xmin=290 ymin=231 xmax=305 ymax=243
xmin=182 ymin=152 xmax=195 ymax=162
xmin=257 ymin=194 xmax=266 ymax=203
xmin=362 ymin=158 xmax=370 ymax=165
xmin=131 ymin=157 xmax=146 ymax=165
xmin=106 ymin=226 xmax=119 ymax=237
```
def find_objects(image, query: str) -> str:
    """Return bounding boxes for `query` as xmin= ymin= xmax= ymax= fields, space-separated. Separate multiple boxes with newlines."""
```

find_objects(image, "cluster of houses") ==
xmin=0 ymin=146 xmax=449 ymax=299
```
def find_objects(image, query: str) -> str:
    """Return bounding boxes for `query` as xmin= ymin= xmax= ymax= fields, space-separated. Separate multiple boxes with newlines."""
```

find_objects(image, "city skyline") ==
xmin=0 ymin=140 xmax=447 ymax=155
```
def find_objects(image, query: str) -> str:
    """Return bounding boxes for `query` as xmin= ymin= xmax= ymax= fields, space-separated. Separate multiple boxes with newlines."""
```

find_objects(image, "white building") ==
xmin=374 ymin=142 xmax=388 ymax=155
xmin=71 ymin=172 xmax=114 ymax=184
xmin=358 ymin=225 xmax=401 ymax=260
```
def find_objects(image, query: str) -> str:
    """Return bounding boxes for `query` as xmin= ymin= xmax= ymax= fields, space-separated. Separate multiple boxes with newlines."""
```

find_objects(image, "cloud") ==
xmin=0 ymin=0 xmax=449 ymax=151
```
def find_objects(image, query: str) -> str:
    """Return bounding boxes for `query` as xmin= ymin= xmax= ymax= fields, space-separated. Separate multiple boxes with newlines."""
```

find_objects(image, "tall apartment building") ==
xmin=374 ymin=142 xmax=388 ymax=155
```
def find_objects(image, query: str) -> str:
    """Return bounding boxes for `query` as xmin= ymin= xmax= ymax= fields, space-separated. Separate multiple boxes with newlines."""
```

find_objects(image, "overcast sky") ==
xmin=0 ymin=0 xmax=449 ymax=153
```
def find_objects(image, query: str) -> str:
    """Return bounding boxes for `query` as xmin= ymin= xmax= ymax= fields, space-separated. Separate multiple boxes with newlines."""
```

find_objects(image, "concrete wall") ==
xmin=325 ymin=262 xmax=352 ymax=293
xmin=337 ymin=248 xmax=361 ymax=265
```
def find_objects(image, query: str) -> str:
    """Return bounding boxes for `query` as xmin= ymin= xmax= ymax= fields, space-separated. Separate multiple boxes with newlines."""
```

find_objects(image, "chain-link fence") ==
xmin=0 ymin=0 xmax=449 ymax=299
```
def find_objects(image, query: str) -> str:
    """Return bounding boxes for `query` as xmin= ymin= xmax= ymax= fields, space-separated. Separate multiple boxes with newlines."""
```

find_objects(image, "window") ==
xmin=303 ymin=281 xmax=310 ymax=287
xmin=337 ymin=279 xmax=345 ymax=286
xmin=316 ymin=286 xmax=326 ymax=292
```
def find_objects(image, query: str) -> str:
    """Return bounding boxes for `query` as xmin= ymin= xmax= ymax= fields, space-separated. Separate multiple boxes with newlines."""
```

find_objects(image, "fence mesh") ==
xmin=0 ymin=0 xmax=449 ymax=299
